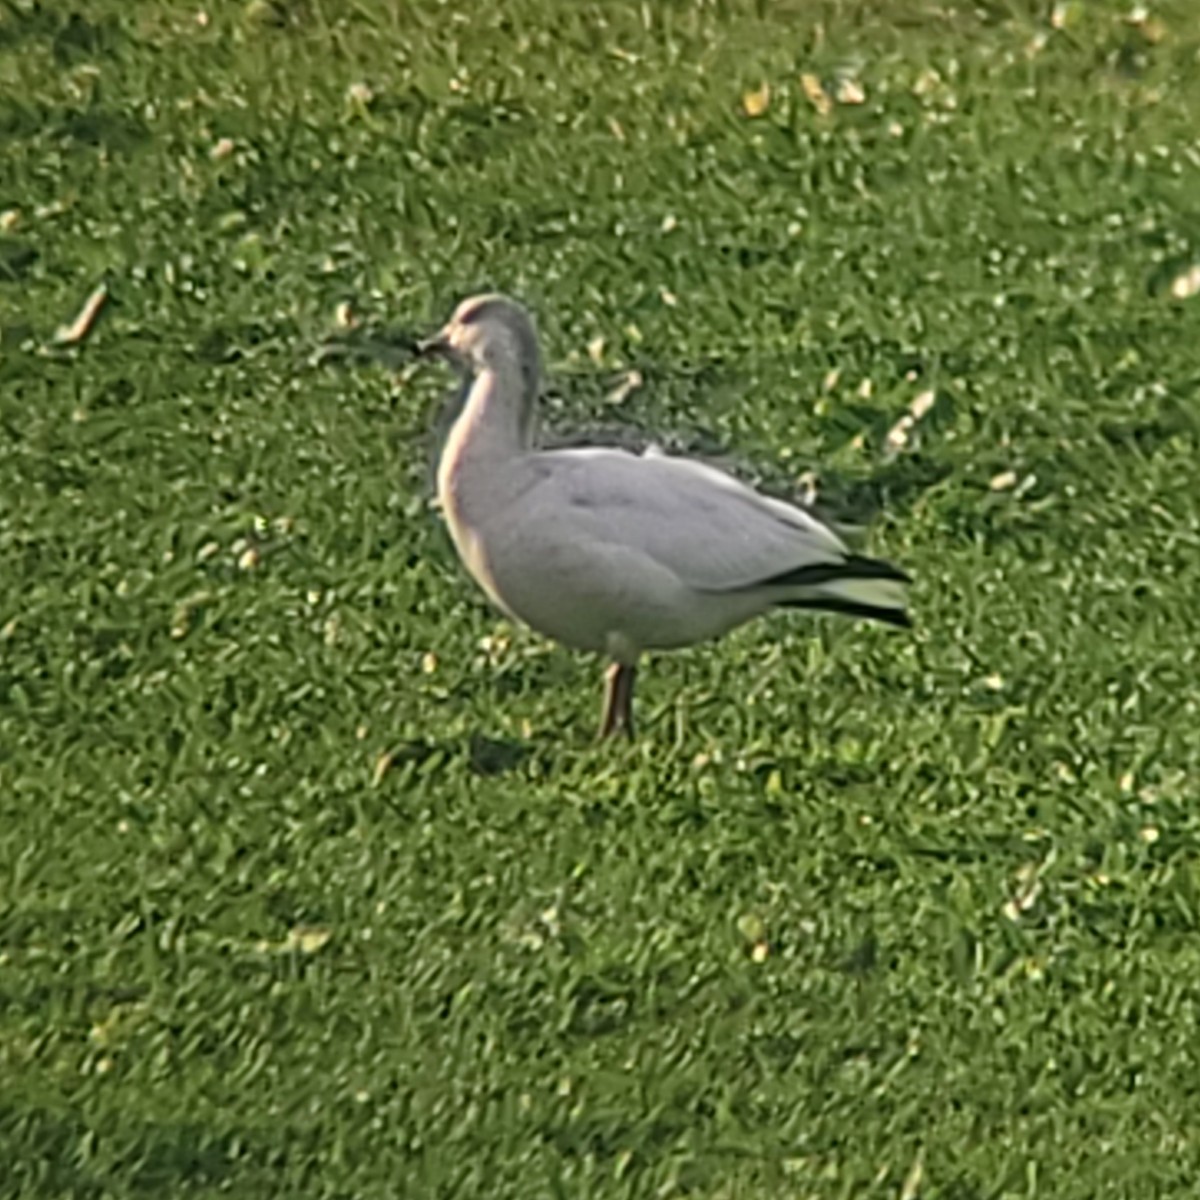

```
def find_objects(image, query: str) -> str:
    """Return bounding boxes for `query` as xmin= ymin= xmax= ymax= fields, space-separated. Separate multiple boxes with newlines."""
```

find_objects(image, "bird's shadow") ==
xmin=374 ymin=732 xmax=532 ymax=782
xmin=311 ymin=325 xmax=421 ymax=372
xmin=466 ymin=732 xmax=530 ymax=776
xmin=816 ymin=455 xmax=954 ymax=526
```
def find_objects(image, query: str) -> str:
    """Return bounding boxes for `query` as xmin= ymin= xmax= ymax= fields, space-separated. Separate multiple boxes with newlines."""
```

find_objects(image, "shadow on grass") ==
xmin=467 ymin=732 xmax=529 ymax=776
xmin=0 ymin=237 xmax=37 ymax=281
xmin=376 ymin=732 xmax=531 ymax=782
xmin=818 ymin=454 xmax=955 ymax=526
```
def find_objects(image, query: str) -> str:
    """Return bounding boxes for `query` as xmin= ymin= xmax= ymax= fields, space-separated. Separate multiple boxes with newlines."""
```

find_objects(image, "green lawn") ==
xmin=3 ymin=1 xmax=1200 ymax=1196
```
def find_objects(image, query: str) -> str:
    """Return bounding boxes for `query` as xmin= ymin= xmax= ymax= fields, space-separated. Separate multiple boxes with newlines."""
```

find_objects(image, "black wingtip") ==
xmin=754 ymin=554 xmax=912 ymax=591
xmin=834 ymin=554 xmax=913 ymax=585
xmin=777 ymin=597 xmax=913 ymax=628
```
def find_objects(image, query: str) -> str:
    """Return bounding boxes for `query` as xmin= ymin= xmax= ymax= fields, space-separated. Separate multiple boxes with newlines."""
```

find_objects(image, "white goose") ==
xmin=419 ymin=294 xmax=911 ymax=739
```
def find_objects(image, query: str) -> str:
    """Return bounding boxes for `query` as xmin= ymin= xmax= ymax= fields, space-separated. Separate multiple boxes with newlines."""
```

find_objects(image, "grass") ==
xmin=3 ymin=0 xmax=1200 ymax=1195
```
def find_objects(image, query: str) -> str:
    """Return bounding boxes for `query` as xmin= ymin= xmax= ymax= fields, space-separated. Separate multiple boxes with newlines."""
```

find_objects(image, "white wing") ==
xmin=531 ymin=446 xmax=849 ymax=593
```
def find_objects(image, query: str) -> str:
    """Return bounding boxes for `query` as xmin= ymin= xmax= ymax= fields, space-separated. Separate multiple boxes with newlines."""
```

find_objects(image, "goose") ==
xmin=419 ymin=293 xmax=910 ymax=738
